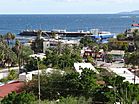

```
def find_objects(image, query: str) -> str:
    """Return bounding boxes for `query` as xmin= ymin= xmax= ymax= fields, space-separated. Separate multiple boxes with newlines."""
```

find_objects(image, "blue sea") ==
xmin=0 ymin=14 xmax=139 ymax=35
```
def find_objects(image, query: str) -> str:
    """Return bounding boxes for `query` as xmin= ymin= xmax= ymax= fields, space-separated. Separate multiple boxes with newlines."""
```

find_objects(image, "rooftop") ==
xmin=107 ymin=50 xmax=125 ymax=55
xmin=110 ymin=68 xmax=139 ymax=84
xmin=0 ymin=81 xmax=24 ymax=98
xmin=74 ymin=63 xmax=99 ymax=74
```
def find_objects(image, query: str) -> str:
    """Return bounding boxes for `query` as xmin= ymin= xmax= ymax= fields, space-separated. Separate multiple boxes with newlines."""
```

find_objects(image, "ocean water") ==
xmin=0 ymin=14 xmax=139 ymax=35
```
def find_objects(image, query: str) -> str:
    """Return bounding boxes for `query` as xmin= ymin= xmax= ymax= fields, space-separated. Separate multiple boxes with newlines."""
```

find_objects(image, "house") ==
xmin=126 ymin=27 xmax=139 ymax=38
xmin=109 ymin=68 xmax=139 ymax=84
xmin=74 ymin=63 xmax=99 ymax=74
xmin=81 ymin=48 xmax=104 ymax=59
xmin=19 ymin=73 xmax=32 ymax=82
xmin=43 ymin=39 xmax=80 ymax=53
xmin=19 ymin=68 xmax=65 ymax=82
xmin=107 ymin=50 xmax=125 ymax=61
xmin=29 ymin=53 xmax=46 ymax=60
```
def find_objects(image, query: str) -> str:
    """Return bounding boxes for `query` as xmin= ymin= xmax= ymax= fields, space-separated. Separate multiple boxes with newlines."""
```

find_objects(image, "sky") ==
xmin=0 ymin=0 xmax=139 ymax=14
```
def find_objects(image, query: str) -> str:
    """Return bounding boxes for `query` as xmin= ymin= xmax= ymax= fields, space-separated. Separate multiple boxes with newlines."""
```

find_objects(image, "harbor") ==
xmin=1 ymin=0 xmax=139 ymax=103
xmin=18 ymin=29 xmax=116 ymax=44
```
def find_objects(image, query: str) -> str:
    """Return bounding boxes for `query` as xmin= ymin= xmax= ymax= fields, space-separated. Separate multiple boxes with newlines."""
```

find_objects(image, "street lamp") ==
xmin=35 ymin=56 xmax=41 ymax=104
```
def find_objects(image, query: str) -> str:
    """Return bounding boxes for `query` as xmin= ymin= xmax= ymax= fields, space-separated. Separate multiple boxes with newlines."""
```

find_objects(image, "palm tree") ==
xmin=37 ymin=30 xmax=42 ymax=40
xmin=56 ymin=41 xmax=62 ymax=55
xmin=133 ymin=29 xmax=139 ymax=51
xmin=102 ymin=44 xmax=108 ymax=62
xmin=93 ymin=45 xmax=100 ymax=60
xmin=11 ymin=34 xmax=15 ymax=46
xmin=32 ymin=30 xmax=44 ymax=53
xmin=0 ymin=34 xmax=4 ymax=43
xmin=13 ymin=39 xmax=21 ymax=74
xmin=125 ymin=52 xmax=139 ymax=69
xmin=5 ymin=32 xmax=12 ymax=46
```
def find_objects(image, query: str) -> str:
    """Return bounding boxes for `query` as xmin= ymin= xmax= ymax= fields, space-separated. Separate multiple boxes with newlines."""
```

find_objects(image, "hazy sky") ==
xmin=0 ymin=0 xmax=139 ymax=14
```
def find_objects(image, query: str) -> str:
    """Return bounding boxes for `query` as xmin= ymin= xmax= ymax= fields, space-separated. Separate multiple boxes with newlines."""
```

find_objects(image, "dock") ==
xmin=18 ymin=30 xmax=91 ymax=37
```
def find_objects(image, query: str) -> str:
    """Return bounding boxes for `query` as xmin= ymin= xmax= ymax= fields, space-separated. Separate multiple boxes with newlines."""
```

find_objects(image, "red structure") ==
xmin=131 ymin=23 xmax=139 ymax=27
xmin=0 ymin=81 xmax=24 ymax=98
xmin=83 ymin=50 xmax=103 ymax=58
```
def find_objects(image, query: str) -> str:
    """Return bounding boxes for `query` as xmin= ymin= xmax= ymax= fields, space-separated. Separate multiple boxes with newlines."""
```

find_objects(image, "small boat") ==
xmin=131 ymin=23 xmax=139 ymax=27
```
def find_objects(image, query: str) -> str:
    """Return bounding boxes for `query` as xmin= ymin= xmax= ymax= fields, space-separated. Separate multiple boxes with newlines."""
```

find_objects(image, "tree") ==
xmin=19 ymin=46 xmax=34 ymax=65
xmin=124 ymin=52 xmax=131 ymax=66
xmin=1 ymin=92 xmax=35 ymax=104
xmin=31 ymin=30 xmax=44 ymax=53
xmin=11 ymin=34 xmax=15 ymax=41
xmin=34 ymin=96 xmax=92 ymax=104
xmin=51 ymin=32 xmax=57 ymax=39
xmin=133 ymin=29 xmax=139 ymax=50
xmin=105 ymin=54 xmax=113 ymax=63
xmin=11 ymin=34 xmax=16 ymax=46
xmin=102 ymin=44 xmax=109 ymax=61
xmin=108 ymin=38 xmax=129 ymax=50
xmin=86 ymin=56 xmax=94 ymax=64
xmin=93 ymin=45 xmax=100 ymax=60
xmin=5 ymin=32 xmax=12 ymax=45
xmin=80 ymin=36 xmax=96 ymax=47
xmin=0 ymin=34 xmax=4 ymax=42
xmin=57 ymin=96 xmax=91 ymax=104
xmin=1 ymin=91 xmax=17 ymax=104
xmin=7 ymin=70 xmax=17 ymax=80
xmin=4 ymin=47 xmax=17 ymax=67
xmin=124 ymin=52 xmax=139 ymax=68
xmin=0 ymin=70 xmax=18 ymax=83
xmin=12 ymin=39 xmax=22 ymax=74
xmin=23 ymin=68 xmax=99 ymax=100
xmin=12 ymin=39 xmax=33 ymax=72
xmin=116 ymin=33 xmax=126 ymax=40
xmin=0 ymin=44 xmax=5 ymax=67
xmin=0 ymin=41 xmax=17 ymax=67
xmin=24 ymin=57 xmax=38 ymax=72
xmin=43 ymin=45 xmax=82 ymax=69
xmin=25 ymin=57 xmax=46 ymax=72
xmin=102 ymin=44 xmax=108 ymax=52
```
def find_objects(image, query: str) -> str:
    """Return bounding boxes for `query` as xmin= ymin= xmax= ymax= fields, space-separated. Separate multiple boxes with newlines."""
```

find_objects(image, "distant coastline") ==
xmin=118 ymin=10 xmax=139 ymax=14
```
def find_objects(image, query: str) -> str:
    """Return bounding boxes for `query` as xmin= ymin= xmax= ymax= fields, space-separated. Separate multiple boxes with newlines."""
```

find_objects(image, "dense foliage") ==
xmin=23 ymin=69 xmax=99 ymax=100
xmin=43 ymin=45 xmax=82 ymax=69
xmin=1 ymin=30 xmax=139 ymax=104
xmin=0 ymin=38 xmax=17 ymax=67
xmin=80 ymin=36 xmax=96 ymax=47
xmin=22 ymin=67 xmax=139 ymax=103
xmin=1 ymin=92 xmax=35 ymax=104
xmin=0 ymin=34 xmax=33 ymax=68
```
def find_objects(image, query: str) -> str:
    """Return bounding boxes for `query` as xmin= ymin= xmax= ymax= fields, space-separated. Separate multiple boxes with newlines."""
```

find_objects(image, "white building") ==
xmin=107 ymin=50 xmax=125 ymax=61
xmin=74 ymin=63 xmax=99 ymax=74
xmin=110 ymin=68 xmax=139 ymax=84
xmin=29 ymin=53 xmax=46 ymax=60
xmin=19 ymin=73 xmax=32 ymax=82
xmin=19 ymin=68 xmax=65 ymax=82
xmin=43 ymin=39 xmax=80 ymax=53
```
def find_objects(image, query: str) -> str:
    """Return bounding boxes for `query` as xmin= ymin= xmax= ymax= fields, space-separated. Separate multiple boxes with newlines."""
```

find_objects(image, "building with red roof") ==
xmin=0 ymin=81 xmax=24 ymax=98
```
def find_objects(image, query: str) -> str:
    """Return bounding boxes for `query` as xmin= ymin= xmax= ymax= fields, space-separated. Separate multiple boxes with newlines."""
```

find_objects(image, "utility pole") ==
xmin=134 ymin=69 xmax=136 ymax=84
xmin=35 ymin=56 xmax=41 ymax=104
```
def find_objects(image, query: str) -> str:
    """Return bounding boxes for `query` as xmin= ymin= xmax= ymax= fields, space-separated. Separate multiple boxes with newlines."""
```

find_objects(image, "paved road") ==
xmin=0 ymin=67 xmax=19 ymax=79
xmin=0 ymin=67 xmax=19 ymax=73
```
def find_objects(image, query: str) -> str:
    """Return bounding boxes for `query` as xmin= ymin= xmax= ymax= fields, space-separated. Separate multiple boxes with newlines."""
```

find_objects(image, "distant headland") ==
xmin=118 ymin=10 xmax=139 ymax=14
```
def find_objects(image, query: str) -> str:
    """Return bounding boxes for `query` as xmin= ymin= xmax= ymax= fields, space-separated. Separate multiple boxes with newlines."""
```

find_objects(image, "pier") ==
xmin=18 ymin=30 xmax=92 ymax=37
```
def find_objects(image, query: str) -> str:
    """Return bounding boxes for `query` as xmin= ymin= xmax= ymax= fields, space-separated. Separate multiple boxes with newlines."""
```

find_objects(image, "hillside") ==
xmin=118 ymin=10 xmax=139 ymax=14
